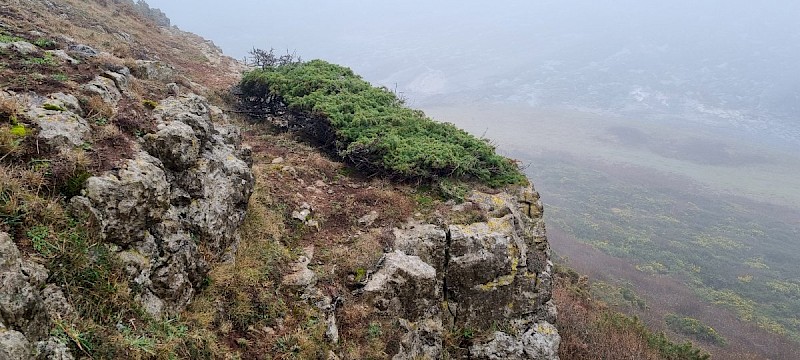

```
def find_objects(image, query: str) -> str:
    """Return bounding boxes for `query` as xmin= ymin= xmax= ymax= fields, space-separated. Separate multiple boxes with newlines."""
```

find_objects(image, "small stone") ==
xmin=358 ymin=211 xmax=379 ymax=227
xmin=67 ymin=44 xmax=98 ymax=58
xmin=314 ymin=180 xmax=327 ymax=188
xmin=282 ymin=255 xmax=316 ymax=287
xmin=292 ymin=209 xmax=311 ymax=222
xmin=46 ymin=49 xmax=79 ymax=65
xmin=271 ymin=157 xmax=284 ymax=164
xmin=325 ymin=313 xmax=339 ymax=344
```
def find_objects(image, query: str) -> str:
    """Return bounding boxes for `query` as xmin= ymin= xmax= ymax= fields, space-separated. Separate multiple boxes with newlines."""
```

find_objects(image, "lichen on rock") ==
xmin=70 ymin=93 xmax=254 ymax=316
xmin=361 ymin=185 xmax=559 ymax=359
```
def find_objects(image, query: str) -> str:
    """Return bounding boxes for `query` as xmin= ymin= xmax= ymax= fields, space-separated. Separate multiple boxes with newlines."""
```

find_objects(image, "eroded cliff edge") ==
xmin=361 ymin=186 xmax=559 ymax=359
xmin=0 ymin=1 xmax=559 ymax=358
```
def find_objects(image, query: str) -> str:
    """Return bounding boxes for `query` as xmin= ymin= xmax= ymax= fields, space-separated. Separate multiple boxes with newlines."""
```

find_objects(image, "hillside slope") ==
xmin=0 ymin=1 xmax=712 ymax=359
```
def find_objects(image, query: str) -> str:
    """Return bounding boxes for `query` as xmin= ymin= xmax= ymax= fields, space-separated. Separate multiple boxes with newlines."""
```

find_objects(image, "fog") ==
xmin=150 ymin=0 xmax=799 ymax=143
xmin=146 ymin=1 xmax=800 ymax=356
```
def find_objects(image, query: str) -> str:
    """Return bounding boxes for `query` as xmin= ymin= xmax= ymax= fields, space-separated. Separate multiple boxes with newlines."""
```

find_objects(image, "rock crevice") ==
xmin=364 ymin=185 xmax=560 ymax=359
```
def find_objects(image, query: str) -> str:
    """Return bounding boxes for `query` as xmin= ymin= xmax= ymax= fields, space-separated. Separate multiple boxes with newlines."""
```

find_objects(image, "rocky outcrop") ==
xmin=0 ymin=232 xmax=75 ymax=360
xmin=361 ymin=186 xmax=560 ymax=359
xmin=71 ymin=93 xmax=254 ymax=316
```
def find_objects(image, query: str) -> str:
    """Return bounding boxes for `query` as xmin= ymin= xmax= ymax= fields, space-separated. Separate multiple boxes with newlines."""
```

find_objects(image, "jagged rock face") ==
xmin=364 ymin=186 xmax=560 ymax=359
xmin=71 ymin=93 xmax=254 ymax=316
xmin=0 ymin=233 xmax=75 ymax=360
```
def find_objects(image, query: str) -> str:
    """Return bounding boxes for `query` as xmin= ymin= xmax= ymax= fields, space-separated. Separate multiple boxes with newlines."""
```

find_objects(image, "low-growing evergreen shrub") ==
xmin=240 ymin=58 xmax=526 ymax=188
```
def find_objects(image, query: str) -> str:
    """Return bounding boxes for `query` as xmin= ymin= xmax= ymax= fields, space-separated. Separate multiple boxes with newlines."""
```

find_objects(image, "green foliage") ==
xmin=0 ymin=33 xmax=24 ymax=43
xmin=599 ymin=313 xmax=710 ymax=360
xmin=51 ymin=73 xmax=69 ymax=82
xmin=24 ymin=53 xmax=56 ymax=67
xmin=437 ymin=178 xmax=469 ymax=200
xmin=366 ymin=322 xmax=382 ymax=339
xmin=27 ymin=225 xmax=56 ymax=256
xmin=58 ymin=168 xmax=91 ymax=198
xmin=33 ymin=37 xmax=57 ymax=49
xmin=665 ymin=314 xmax=727 ymax=345
xmin=240 ymin=59 xmax=527 ymax=187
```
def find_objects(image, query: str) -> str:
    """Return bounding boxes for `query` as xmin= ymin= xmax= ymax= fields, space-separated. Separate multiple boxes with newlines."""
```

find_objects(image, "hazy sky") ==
xmin=146 ymin=1 xmax=800 ymax=136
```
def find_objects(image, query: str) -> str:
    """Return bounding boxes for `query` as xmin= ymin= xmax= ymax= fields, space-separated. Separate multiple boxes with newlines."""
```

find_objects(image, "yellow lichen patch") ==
xmin=535 ymin=322 xmax=557 ymax=335
xmin=487 ymin=217 xmax=513 ymax=233
xmin=477 ymin=244 xmax=520 ymax=291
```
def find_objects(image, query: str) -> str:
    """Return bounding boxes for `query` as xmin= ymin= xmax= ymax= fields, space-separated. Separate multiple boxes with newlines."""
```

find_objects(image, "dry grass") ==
xmin=554 ymin=270 xmax=664 ymax=360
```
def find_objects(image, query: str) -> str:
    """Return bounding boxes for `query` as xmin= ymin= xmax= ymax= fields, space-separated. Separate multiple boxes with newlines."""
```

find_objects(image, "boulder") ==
xmin=363 ymin=186 xmax=559 ymax=359
xmin=363 ymin=250 xmax=438 ymax=320
xmin=0 ymin=233 xmax=49 ymax=339
xmin=26 ymin=104 xmax=90 ymax=149
xmin=470 ymin=322 xmax=561 ymax=360
xmin=45 ymin=50 xmax=79 ymax=65
xmin=7 ymin=41 xmax=38 ymax=55
xmin=81 ymin=76 xmax=121 ymax=107
xmin=0 ymin=330 xmax=32 ymax=360
xmin=392 ymin=318 xmax=444 ymax=360
xmin=35 ymin=337 xmax=74 ymax=360
xmin=71 ymin=93 xmax=254 ymax=316
xmin=73 ymin=152 xmax=170 ymax=246
xmin=101 ymin=68 xmax=131 ymax=93
xmin=67 ymin=44 xmax=98 ymax=58
xmin=143 ymin=121 xmax=200 ymax=170
xmin=131 ymin=60 xmax=175 ymax=82
xmin=45 ymin=93 xmax=83 ymax=117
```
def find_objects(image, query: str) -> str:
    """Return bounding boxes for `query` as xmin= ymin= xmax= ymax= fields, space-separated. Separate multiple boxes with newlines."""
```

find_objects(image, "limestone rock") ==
xmin=45 ymin=50 xmax=79 ymax=65
xmin=363 ymin=250 xmax=438 ymax=319
xmin=392 ymin=223 xmax=447 ymax=274
xmin=0 ymin=233 xmax=49 ymax=340
xmin=70 ymin=93 xmax=254 ymax=317
xmin=143 ymin=121 xmax=200 ymax=170
xmin=325 ymin=313 xmax=339 ymax=344
xmin=7 ymin=41 xmax=38 ymax=55
xmin=67 ymin=44 xmax=98 ymax=58
xmin=364 ymin=185 xmax=559 ymax=359
xmin=470 ymin=322 xmax=561 ymax=360
xmin=26 ymin=103 xmax=90 ymax=149
xmin=283 ymin=254 xmax=316 ymax=287
xmin=392 ymin=318 xmax=443 ymax=360
xmin=81 ymin=76 xmax=121 ymax=107
xmin=0 ymin=330 xmax=32 ymax=360
xmin=132 ymin=60 xmax=175 ymax=82
xmin=45 ymin=93 xmax=84 ymax=117
xmin=101 ymin=68 xmax=131 ymax=93
xmin=73 ymin=152 xmax=170 ymax=246
xmin=358 ymin=211 xmax=379 ymax=227
xmin=34 ymin=337 xmax=74 ymax=360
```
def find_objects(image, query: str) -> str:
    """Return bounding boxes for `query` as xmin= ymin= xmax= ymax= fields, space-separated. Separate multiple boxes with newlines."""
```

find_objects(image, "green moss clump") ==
xmin=43 ymin=103 xmax=66 ymax=112
xmin=240 ymin=59 xmax=527 ymax=188
xmin=9 ymin=123 xmax=26 ymax=137
xmin=142 ymin=99 xmax=159 ymax=109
